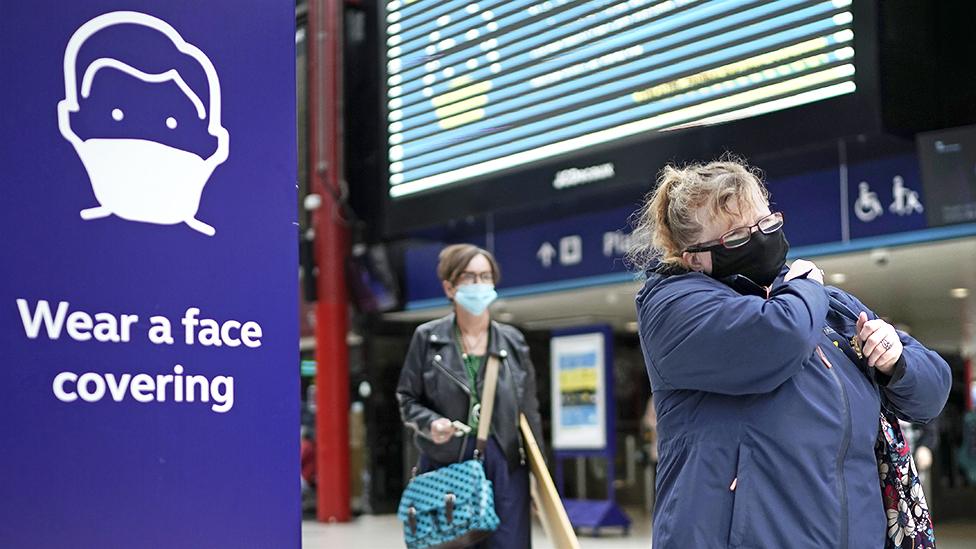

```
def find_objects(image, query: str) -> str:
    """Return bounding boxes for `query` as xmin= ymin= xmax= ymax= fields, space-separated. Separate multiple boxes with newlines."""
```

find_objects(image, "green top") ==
xmin=455 ymin=323 xmax=488 ymax=431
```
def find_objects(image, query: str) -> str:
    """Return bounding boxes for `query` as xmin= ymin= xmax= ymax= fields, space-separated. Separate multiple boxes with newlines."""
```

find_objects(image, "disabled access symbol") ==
xmin=854 ymin=181 xmax=883 ymax=222
xmin=57 ymin=11 xmax=230 ymax=236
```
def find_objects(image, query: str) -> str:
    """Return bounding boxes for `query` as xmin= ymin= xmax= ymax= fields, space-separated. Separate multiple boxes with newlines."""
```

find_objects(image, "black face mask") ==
xmin=705 ymin=230 xmax=789 ymax=287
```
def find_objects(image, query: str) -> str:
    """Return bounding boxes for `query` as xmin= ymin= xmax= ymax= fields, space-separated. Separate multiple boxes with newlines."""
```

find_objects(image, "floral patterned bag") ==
xmin=877 ymin=411 xmax=936 ymax=548
xmin=826 ymin=296 xmax=936 ymax=548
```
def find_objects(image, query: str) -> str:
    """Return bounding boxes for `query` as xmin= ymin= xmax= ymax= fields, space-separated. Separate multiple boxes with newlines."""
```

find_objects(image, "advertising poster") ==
xmin=551 ymin=331 xmax=607 ymax=450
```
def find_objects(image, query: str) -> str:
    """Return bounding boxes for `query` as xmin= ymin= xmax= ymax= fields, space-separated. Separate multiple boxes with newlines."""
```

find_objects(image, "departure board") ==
xmin=384 ymin=0 xmax=856 ymax=198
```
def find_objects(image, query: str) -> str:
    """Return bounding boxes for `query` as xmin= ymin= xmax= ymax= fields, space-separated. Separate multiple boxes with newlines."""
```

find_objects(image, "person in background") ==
xmin=397 ymin=244 xmax=544 ymax=548
xmin=901 ymin=417 xmax=940 ymax=510
xmin=629 ymin=159 xmax=951 ymax=548
xmin=641 ymin=395 xmax=659 ymax=464
xmin=300 ymin=426 xmax=316 ymax=514
xmin=641 ymin=394 xmax=659 ymax=512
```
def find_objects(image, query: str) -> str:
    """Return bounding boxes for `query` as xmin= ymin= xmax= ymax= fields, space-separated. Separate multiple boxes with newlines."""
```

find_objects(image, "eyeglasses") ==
xmin=455 ymin=271 xmax=494 ymax=285
xmin=685 ymin=212 xmax=785 ymax=252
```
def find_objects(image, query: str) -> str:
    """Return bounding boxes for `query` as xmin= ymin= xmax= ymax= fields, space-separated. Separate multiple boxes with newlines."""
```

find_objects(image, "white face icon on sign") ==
xmin=57 ymin=11 xmax=229 ymax=236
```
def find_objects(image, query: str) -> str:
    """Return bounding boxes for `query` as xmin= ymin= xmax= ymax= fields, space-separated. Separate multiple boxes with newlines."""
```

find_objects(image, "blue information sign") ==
xmin=404 ymin=154 xmax=938 ymax=308
xmin=1 ymin=4 xmax=298 ymax=547
xmin=847 ymin=155 xmax=928 ymax=239
xmin=404 ymin=206 xmax=634 ymax=306
xmin=765 ymin=167 xmax=843 ymax=247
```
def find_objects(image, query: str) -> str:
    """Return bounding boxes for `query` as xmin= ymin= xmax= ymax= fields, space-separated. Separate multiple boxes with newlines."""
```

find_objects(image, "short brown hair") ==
xmin=628 ymin=157 xmax=770 ymax=271
xmin=437 ymin=244 xmax=501 ymax=285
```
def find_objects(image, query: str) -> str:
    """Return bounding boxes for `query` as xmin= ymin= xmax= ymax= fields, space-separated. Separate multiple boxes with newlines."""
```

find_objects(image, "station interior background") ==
xmin=294 ymin=0 xmax=976 ymax=543
xmin=358 ymin=237 xmax=976 ymax=520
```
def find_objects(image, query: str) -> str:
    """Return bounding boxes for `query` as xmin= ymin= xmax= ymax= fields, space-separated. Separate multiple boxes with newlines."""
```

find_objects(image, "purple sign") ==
xmin=1 ymin=3 xmax=298 ymax=547
xmin=404 ymin=207 xmax=635 ymax=305
xmin=847 ymin=155 xmax=928 ymax=239
xmin=765 ymin=168 xmax=843 ymax=247
xmin=404 ymin=155 xmax=932 ymax=307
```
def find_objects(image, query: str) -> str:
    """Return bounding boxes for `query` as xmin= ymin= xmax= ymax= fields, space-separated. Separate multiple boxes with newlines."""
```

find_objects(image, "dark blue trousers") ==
xmin=420 ymin=436 xmax=531 ymax=549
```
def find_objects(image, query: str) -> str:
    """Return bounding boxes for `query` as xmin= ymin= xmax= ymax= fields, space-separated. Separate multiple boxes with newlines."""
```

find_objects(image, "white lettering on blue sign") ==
xmin=17 ymin=299 xmax=138 ymax=343
xmin=16 ymin=298 xmax=262 ymax=414
xmin=51 ymin=364 xmax=234 ymax=413
xmin=602 ymin=230 xmax=632 ymax=258
xmin=552 ymin=162 xmax=615 ymax=190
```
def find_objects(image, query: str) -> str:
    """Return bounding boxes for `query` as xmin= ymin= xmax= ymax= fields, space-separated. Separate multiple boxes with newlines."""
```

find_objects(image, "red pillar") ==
xmin=308 ymin=0 xmax=351 ymax=522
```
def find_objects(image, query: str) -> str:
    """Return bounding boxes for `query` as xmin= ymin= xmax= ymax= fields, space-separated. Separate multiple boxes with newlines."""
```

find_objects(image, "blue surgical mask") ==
xmin=453 ymin=283 xmax=497 ymax=316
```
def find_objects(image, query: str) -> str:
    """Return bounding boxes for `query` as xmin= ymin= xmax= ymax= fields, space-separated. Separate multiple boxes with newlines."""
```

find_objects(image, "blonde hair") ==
xmin=437 ymin=244 xmax=501 ymax=285
xmin=628 ymin=157 xmax=770 ymax=271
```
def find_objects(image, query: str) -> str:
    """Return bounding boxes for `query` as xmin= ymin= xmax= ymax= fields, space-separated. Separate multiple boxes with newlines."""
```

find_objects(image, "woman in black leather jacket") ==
xmin=397 ymin=243 xmax=544 ymax=548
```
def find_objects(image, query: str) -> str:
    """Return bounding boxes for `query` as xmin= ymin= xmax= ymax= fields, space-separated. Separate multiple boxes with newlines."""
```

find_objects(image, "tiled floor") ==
xmin=302 ymin=512 xmax=976 ymax=548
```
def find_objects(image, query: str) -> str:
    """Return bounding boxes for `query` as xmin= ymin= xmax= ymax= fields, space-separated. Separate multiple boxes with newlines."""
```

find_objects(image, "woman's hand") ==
xmin=856 ymin=312 xmax=903 ymax=375
xmin=430 ymin=417 xmax=456 ymax=444
xmin=785 ymin=259 xmax=824 ymax=284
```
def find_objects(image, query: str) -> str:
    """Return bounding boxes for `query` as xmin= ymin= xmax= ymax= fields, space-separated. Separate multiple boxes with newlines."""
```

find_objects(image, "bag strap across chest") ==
xmin=474 ymin=355 xmax=500 ymax=460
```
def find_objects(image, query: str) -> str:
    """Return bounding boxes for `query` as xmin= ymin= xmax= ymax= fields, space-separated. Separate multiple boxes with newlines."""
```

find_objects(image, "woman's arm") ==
xmin=639 ymin=274 xmax=828 ymax=395
xmin=396 ymin=329 xmax=442 ymax=440
xmin=840 ymin=293 xmax=951 ymax=424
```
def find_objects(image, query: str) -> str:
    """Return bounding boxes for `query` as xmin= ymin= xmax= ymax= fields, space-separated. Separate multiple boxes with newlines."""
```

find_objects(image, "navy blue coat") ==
xmin=636 ymin=266 xmax=951 ymax=549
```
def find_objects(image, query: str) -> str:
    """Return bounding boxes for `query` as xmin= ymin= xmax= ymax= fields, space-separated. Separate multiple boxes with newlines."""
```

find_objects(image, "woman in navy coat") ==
xmin=630 ymin=160 xmax=951 ymax=548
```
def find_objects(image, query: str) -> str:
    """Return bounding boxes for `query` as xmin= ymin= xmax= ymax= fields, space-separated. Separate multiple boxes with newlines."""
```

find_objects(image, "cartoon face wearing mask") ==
xmin=57 ymin=11 xmax=229 ymax=236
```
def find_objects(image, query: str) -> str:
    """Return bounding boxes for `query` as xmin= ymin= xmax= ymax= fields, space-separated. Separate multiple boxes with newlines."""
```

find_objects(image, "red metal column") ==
xmin=309 ymin=0 xmax=351 ymax=522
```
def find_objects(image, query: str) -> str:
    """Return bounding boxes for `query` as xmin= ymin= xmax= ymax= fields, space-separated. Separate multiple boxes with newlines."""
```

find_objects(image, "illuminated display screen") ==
xmin=384 ymin=0 xmax=856 ymax=198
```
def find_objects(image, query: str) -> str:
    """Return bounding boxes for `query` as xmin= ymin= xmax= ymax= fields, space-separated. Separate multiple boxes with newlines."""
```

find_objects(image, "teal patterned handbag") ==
xmin=398 ymin=357 xmax=501 ymax=549
xmin=397 ymin=458 xmax=500 ymax=548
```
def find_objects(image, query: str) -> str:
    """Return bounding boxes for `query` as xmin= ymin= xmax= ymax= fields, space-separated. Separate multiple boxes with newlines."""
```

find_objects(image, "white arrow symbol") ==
xmin=537 ymin=241 xmax=556 ymax=268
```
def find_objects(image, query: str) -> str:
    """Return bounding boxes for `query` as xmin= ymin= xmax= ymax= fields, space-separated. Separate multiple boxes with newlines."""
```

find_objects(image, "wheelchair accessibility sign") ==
xmin=846 ymin=155 xmax=928 ymax=239
xmin=854 ymin=175 xmax=924 ymax=223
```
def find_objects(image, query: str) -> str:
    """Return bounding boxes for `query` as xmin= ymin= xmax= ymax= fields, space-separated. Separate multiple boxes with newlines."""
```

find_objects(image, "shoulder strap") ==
xmin=474 ymin=355 xmax=500 ymax=459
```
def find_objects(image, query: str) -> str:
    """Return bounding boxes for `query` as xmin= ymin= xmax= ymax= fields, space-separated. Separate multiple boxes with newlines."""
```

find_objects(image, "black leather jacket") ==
xmin=396 ymin=314 xmax=544 ymax=470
